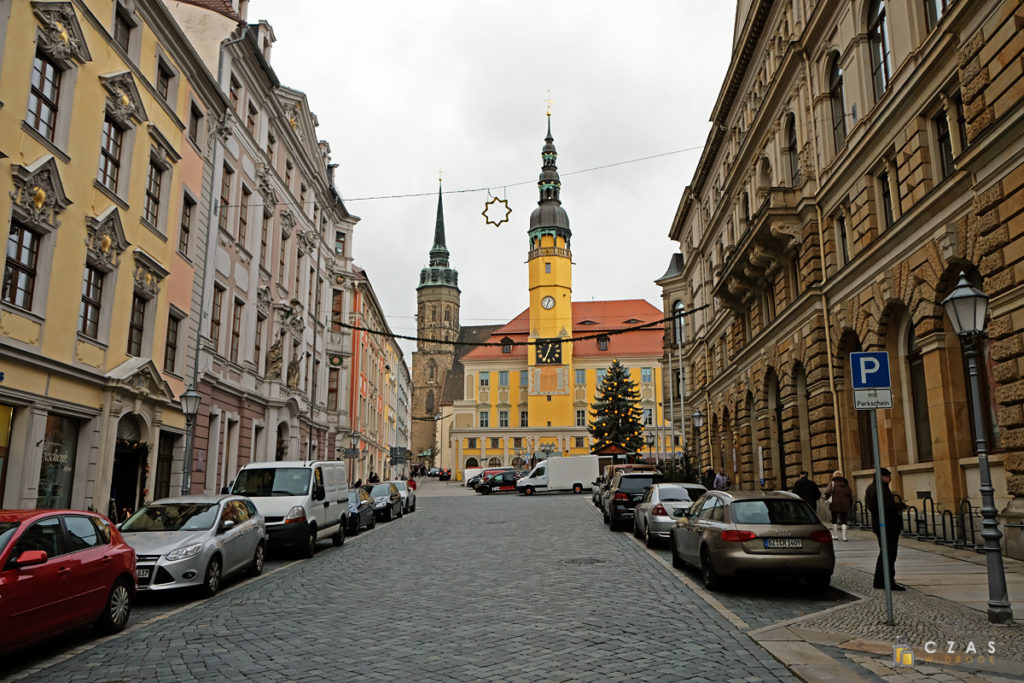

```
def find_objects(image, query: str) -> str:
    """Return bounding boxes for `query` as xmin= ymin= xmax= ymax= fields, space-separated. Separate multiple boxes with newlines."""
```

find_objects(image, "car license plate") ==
xmin=764 ymin=538 xmax=802 ymax=549
xmin=136 ymin=567 xmax=150 ymax=579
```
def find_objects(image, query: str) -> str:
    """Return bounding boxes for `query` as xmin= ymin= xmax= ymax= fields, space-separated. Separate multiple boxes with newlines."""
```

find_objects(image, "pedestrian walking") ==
xmin=824 ymin=470 xmax=853 ymax=541
xmin=407 ymin=474 xmax=417 ymax=491
xmin=791 ymin=471 xmax=821 ymax=508
xmin=865 ymin=467 xmax=908 ymax=590
xmin=712 ymin=468 xmax=730 ymax=491
xmin=701 ymin=468 xmax=716 ymax=491
xmin=368 ymin=471 xmax=380 ymax=484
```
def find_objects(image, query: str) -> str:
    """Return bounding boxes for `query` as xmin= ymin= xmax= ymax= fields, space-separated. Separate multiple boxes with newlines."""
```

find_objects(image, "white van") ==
xmin=230 ymin=460 xmax=348 ymax=557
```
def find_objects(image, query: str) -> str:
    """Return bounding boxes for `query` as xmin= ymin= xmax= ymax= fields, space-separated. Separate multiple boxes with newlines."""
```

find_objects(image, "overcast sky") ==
xmin=254 ymin=1 xmax=737 ymax=359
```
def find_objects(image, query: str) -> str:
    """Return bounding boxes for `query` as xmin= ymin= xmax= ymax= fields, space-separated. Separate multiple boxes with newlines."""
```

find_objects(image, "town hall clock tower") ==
xmin=527 ymin=115 xmax=574 ymax=428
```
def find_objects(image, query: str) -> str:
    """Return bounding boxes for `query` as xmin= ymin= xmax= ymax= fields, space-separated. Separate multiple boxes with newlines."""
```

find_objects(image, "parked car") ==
xmin=120 ymin=495 xmax=267 ymax=598
xmin=633 ymin=482 xmax=707 ymax=547
xmin=427 ymin=467 xmax=441 ymax=477
xmin=347 ymin=488 xmax=376 ymax=535
xmin=603 ymin=470 xmax=665 ymax=530
xmin=437 ymin=468 xmax=452 ymax=481
xmin=363 ymin=483 xmax=404 ymax=521
xmin=477 ymin=471 xmax=526 ymax=494
xmin=468 ymin=467 xmax=513 ymax=490
xmin=0 ymin=509 xmax=136 ymax=654
xmin=387 ymin=480 xmax=416 ymax=513
xmin=669 ymin=490 xmax=835 ymax=591
xmin=596 ymin=463 xmax=657 ymax=511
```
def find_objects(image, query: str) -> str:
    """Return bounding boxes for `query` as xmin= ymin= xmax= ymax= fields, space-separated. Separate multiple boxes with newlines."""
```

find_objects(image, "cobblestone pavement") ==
xmin=5 ymin=487 xmax=797 ymax=682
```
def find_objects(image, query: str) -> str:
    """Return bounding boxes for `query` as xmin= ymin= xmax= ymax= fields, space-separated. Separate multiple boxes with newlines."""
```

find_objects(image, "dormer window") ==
xmin=597 ymin=335 xmax=609 ymax=351
xmin=501 ymin=337 xmax=513 ymax=354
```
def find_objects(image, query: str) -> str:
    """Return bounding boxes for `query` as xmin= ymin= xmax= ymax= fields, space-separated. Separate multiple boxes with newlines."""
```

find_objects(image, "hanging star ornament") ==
xmin=483 ymin=196 xmax=511 ymax=227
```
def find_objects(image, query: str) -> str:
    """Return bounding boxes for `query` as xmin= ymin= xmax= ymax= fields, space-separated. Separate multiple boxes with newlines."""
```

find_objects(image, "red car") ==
xmin=0 ymin=509 xmax=136 ymax=654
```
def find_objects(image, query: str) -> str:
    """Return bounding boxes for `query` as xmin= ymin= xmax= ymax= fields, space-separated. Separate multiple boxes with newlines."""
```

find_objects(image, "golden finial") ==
xmin=438 ymin=168 xmax=444 ymax=184
xmin=31 ymin=186 xmax=46 ymax=210
xmin=545 ymin=89 xmax=554 ymax=116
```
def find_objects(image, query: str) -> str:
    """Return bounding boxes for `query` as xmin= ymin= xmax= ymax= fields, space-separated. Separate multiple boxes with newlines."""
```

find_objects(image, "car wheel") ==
xmin=632 ymin=518 xmax=641 ymax=538
xmin=670 ymin=536 xmax=686 ymax=570
xmin=572 ymin=484 xmax=583 ymax=494
xmin=603 ymin=509 xmax=610 ymax=525
xmin=385 ymin=508 xmax=393 ymax=522
xmin=302 ymin=528 xmax=317 ymax=558
xmin=332 ymin=522 xmax=345 ymax=547
xmin=644 ymin=524 xmax=655 ymax=548
xmin=700 ymin=548 xmax=723 ymax=591
xmin=200 ymin=556 xmax=222 ymax=598
xmin=249 ymin=543 xmax=265 ymax=577
xmin=94 ymin=578 xmax=132 ymax=635
xmin=369 ymin=514 xmax=377 ymax=529
xmin=524 ymin=486 xmax=535 ymax=495
xmin=397 ymin=505 xmax=403 ymax=518
xmin=480 ymin=487 xmax=490 ymax=495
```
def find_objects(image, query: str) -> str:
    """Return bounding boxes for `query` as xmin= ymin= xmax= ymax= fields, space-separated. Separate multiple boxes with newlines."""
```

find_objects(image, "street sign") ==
xmin=854 ymin=388 xmax=893 ymax=410
xmin=850 ymin=352 xmax=891 ymax=389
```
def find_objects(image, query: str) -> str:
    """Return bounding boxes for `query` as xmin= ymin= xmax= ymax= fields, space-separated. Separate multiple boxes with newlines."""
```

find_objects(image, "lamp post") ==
xmin=942 ymin=272 xmax=1014 ymax=624
xmin=692 ymin=408 xmax=705 ymax=473
xmin=539 ymin=442 xmax=555 ymax=468
xmin=645 ymin=433 xmax=656 ymax=462
xmin=179 ymin=385 xmax=201 ymax=495
xmin=346 ymin=431 xmax=361 ymax=484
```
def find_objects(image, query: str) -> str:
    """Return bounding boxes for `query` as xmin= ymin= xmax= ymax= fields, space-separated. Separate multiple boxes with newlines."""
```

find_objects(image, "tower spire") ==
xmin=429 ymin=181 xmax=449 ymax=267
xmin=418 ymin=180 xmax=459 ymax=291
xmin=529 ymin=115 xmax=570 ymax=236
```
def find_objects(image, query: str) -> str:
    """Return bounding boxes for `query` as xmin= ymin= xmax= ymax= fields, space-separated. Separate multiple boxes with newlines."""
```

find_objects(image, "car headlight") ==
xmin=284 ymin=506 xmax=307 ymax=524
xmin=374 ymin=500 xmax=387 ymax=508
xmin=166 ymin=543 xmax=203 ymax=561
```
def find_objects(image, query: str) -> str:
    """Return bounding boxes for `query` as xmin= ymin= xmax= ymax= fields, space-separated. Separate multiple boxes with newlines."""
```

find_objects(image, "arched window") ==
xmin=758 ymin=157 xmax=772 ymax=192
xmin=785 ymin=114 xmax=800 ymax=186
xmin=906 ymin=324 xmax=933 ymax=462
xmin=425 ymin=390 xmax=435 ymax=414
xmin=828 ymin=52 xmax=847 ymax=153
xmin=868 ymin=0 xmax=892 ymax=101
xmin=465 ymin=457 xmax=478 ymax=468
xmin=742 ymin=191 xmax=750 ymax=221
xmin=427 ymin=359 xmax=436 ymax=380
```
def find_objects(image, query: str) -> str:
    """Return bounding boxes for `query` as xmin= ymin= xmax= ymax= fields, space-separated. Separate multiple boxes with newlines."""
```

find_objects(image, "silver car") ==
xmin=120 ymin=495 xmax=267 ymax=598
xmin=633 ymin=482 xmax=707 ymax=547
xmin=387 ymin=480 xmax=417 ymax=513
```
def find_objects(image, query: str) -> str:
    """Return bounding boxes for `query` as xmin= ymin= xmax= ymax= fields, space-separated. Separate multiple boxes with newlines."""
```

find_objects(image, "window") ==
xmin=934 ymin=111 xmax=954 ymax=179
xmin=97 ymin=116 xmax=123 ymax=192
xmin=490 ymin=438 xmax=500 ymax=449
xmin=260 ymin=212 xmax=271 ymax=267
xmin=925 ymin=0 xmax=952 ymax=29
xmin=498 ymin=371 xmax=509 ymax=387
xmin=785 ymin=114 xmax=800 ymax=185
xmin=246 ymin=103 xmax=258 ymax=137
xmin=79 ymin=266 xmax=103 ymax=338
xmin=188 ymin=104 xmax=203 ymax=144
xmin=179 ymin=195 xmax=195 ymax=255
xmin=254 ymin=315 xmax=264 ymax=373
xmin=574 ymin=437 xmax=585 ymax=448
xmin=127 ymin=294 xmax=146 ymax=356
xmin=211 ymin=285 xmax=224 ymax=351
xmin=575 ymin=368 xmax=586 ymax=385
xmin=27 ymin=51 xmax=62 ymax=141
xmin=877 ymin=170 xmax=894 ymax=228
xmin=327 ymin=368 xmax=339 ymax=410
xmin=331 ymin=290 xmax=343 ymax=331
xmin=480 ymin=372 xmax=489 ymax=388
xmin=643 ymin=408 xmax=653 ymax=426
xmin=266 ymin=133 xmax=275 ymax=162
xmin=499 ymin=410 xmax=509 ymax=428
xmin=829 ymin=53 xmax=847 ymax=153
xmin=113 ymin=7 xmax=132 ymax=52
xmin=837 ymin=214 xmax=850 ymax=265
xmin=641 ymin=367 xmax=653 ymax=383
xmin=335 ymin=230 xmax=345 ymax=255
xmin=520 ymin=370 xmax=528 ymax=387
xmin=576 ymin=409 xmax=586 ymax=427
xmin=596 ymin=369 xmax=606 ymax=384
xmin=597 ymin=335 xmax=609 ymax=351
xmin=501 ymin=338 xmax=512 ymax=354
xmin=230 ymin=299 xmax=243 ymax=363
xmin=284 ymin=160 xmax=293 ymax=188
xmin=144 ymin=159 xmax=163 ymax=226
xmin=907 ymin=325 xmax=933 ymax=462
xmin=673 ymin=300 xmax=685 ymax=345
xmin=229 ymin=76 xmax=241 ymax=112
xmin=479 ymin=411 xmax=489 ymax=428
xmin=544 ymin=262 xmax=551 ymax=274
xmin=164 ymin=315 xmax=180 ymax=373
xmin=868 ymin=0 xmax=892 ymax=101
xmin=3 ymin=222 xmax=40 ymax=310
xmin=467 ymin=438 xmax=477 ymax=449
xmin=156 ymin=61 xmax=173 ymax=101
xmin=238 ymin=186 xmax=251 ymax=243
xmin=520 ymin=409 xmax=528 ymax=426
xmin=218 ymin=165 xmax=233 ymax=231
xmin=279 ymin=235 xmax=288 ymax=281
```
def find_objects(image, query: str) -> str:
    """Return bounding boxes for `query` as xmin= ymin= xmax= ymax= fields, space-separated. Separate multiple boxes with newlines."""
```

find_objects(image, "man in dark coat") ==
xmin=865 ymin=467 xmax=908 ymax=590
xmin=791 ymin=471 xmax=821 ymax=507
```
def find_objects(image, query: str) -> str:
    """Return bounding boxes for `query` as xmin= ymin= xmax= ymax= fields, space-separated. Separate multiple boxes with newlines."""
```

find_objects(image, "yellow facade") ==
xmin=0 ymin=0 xmax=221 ymax=512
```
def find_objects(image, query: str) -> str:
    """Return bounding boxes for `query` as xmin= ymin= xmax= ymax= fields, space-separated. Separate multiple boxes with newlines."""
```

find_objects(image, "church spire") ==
xmin=529 ymin=114 xmax=571 ymax=236
xmin=418 ymin=181 xmax=459 ymax=291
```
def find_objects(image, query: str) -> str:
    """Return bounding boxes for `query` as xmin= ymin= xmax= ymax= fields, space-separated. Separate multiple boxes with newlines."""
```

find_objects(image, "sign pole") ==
xmin=869 ymin=409 xmax=895 ymax=626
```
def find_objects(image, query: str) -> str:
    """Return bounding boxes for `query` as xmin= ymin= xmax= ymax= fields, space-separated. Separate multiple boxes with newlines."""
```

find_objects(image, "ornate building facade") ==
xmin=659 ymin=0 xmax=1024 ymax=557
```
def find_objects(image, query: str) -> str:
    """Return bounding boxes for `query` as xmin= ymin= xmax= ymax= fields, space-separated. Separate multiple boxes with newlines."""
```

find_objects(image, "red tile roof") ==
xmin=462 ymin=299 xmax=664 ymax=362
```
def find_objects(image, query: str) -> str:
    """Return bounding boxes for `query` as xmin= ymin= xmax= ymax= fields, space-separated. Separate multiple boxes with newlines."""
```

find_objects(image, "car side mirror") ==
xmin=14 ymin=550 xmax=48 ymax=567
xmin=220 ymin=519 xmax=236 ymax=533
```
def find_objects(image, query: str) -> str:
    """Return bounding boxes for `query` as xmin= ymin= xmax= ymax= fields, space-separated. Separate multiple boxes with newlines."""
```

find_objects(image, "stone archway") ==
xmin=110 ymin=413 xmax=148 ymax=522
xmin=276 ymin=421 xmax=290 ymax=461
xmin=465 ymin=457 xmax=479 ymax=468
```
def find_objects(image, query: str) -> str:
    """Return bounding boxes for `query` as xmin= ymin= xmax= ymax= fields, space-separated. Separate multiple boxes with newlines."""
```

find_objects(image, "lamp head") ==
xmin=692 ymin=408 xmax=705 ymax=429
xmin=179 ymin=386 xmax=201 ymax=419
xmin=941 ymin=271 xmax=989 ymax=337
xmin=349 ymin=431 xmax=361 ymax=449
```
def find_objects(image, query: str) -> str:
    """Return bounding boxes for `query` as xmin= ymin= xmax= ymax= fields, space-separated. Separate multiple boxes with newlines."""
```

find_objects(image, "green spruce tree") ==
xmin=588 ymin=359 xmax=645 ymax=454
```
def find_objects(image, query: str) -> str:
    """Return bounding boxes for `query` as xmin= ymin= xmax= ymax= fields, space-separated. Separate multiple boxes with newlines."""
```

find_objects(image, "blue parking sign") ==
xmin=850 ymin=352 xmax=890 ymax=389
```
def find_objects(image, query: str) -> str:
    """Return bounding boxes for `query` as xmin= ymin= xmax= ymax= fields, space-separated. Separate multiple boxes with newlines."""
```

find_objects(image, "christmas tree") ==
xmin=588 ymin=359 xmax=645 ymax=454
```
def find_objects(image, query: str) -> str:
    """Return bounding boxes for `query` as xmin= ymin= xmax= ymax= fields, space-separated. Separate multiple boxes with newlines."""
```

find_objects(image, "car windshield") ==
xmin=684 ymin=487 xmax=707 ymax=500
xmin=232 ymin=468 xmax=311 ymax=497
xmin=656 ymin=486 xmax=691 ymax=502
xmin=618 ymin=476 xmax=661 ymax=493
xmin=0 ymin=521 xmax=19 ymax=555
xmin=121 ymin=503 xmax=219 ymax=532
xmin=731 ymin=499 xmax=820 ymax=525
xmin=369 ymin=484 xmax=391 ymax=497
xmin=392 ymin=482 xmax=407 ymax=491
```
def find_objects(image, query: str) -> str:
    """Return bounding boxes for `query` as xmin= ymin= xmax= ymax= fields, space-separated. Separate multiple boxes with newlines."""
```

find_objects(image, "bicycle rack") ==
xmin=920 ymin=495 xmax=938 ymax=540
xmin=959 ymin=498 xmax=980 ymax=551
xmin=939 ymin=509 xmax=959 ymax=546
xmin=903 ymin=505 xmax=920 ymax=537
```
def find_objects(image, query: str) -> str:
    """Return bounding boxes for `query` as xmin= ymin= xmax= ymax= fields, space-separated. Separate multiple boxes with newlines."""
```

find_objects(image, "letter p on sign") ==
xmin=850 ymin=352 xmax=891 ymax=389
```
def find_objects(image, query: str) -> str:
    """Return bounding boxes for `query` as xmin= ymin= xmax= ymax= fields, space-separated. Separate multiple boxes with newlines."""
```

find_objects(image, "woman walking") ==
xmin=824 ymin=470 xmax=853 ymax=541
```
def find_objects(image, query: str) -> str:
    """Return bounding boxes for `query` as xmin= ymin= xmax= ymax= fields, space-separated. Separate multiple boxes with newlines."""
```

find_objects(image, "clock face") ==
xmin=535 ymin=338 xmax=562 ymax=364
xmin=541 ymin=296 xmax=555 ymax=310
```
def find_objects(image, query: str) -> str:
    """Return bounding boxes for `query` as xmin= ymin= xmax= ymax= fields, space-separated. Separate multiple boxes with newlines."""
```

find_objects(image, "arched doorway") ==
xmin=511 ymin=456 xmax=525 ymax=469
xmin=487 ymin=457 xmax=502 ymax=466
xmin=276 ymin=422 xmax=290 ymax=461
xmin=465 ymin=457 xmax=479 ymax=468
xmin=110 ymin=414 xmax=147 ymax=523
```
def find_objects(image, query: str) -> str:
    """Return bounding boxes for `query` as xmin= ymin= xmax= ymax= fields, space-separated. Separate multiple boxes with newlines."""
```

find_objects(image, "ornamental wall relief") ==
xmin=32 ymin=1 xmax=92 ymax=64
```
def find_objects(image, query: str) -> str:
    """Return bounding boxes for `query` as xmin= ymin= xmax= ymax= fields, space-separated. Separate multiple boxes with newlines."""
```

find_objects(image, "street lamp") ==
xmin=645 ymin=433 xmax=656 ymax=462
xmin=942 ymin=271 xmax=1014 ymax=625
xmin=692 ymin=408 xmax=705 ymax=472
xmin=539 ymin=442 xmax=555 ymax=468
xmin=179 ymin=385 xmax=201 ymax=495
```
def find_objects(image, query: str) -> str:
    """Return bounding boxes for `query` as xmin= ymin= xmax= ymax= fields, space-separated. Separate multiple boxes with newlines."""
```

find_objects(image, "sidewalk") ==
xmin=753 ymin=528 xmax=1024 ymax=681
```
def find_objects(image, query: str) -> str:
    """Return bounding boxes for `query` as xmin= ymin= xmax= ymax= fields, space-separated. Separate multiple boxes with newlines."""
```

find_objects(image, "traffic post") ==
xmin=850 ymin=351 xmax=895 ymax=626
